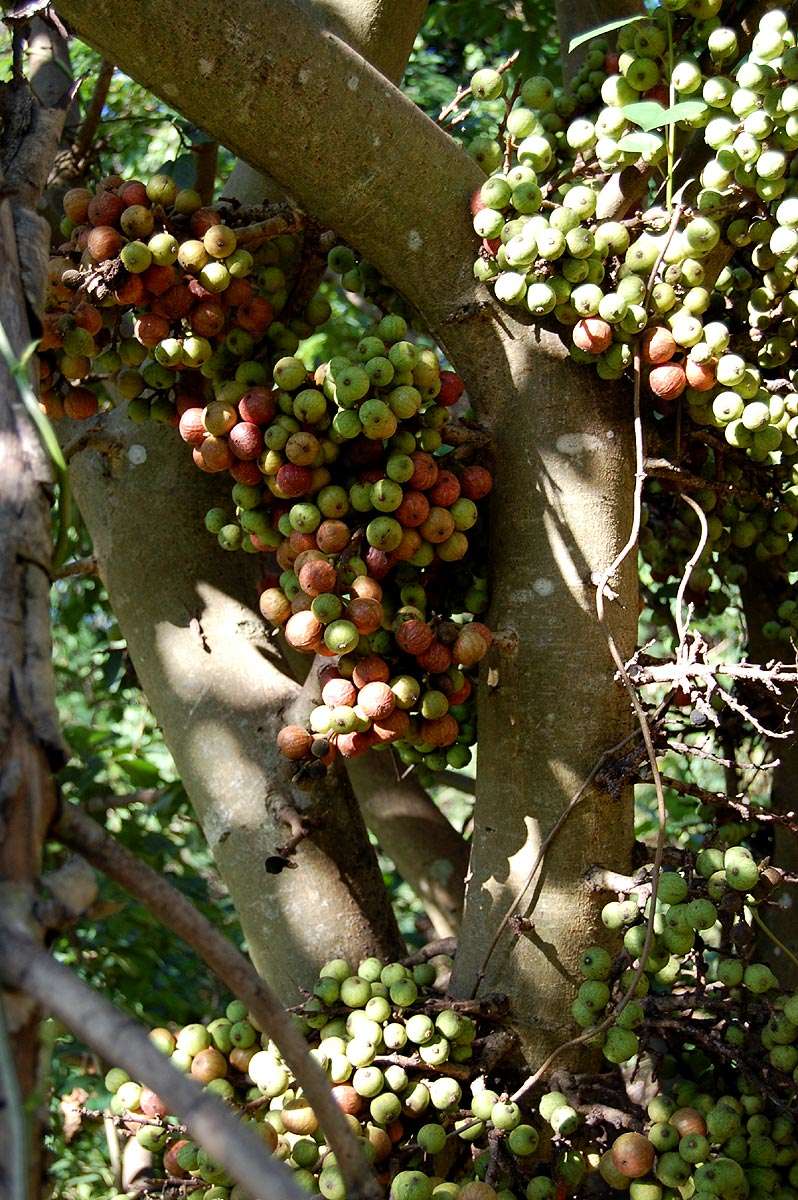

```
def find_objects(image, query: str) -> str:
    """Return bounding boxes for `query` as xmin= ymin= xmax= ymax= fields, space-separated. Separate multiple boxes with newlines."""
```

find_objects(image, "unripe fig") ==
xmin=669 ymin=1107 xmax=707 ymax=1137
xmin=120 ymin=204 xmax=155 ymax=239
xmin=281 ymin=1098 xmax=318 ymax=1136
xmin=148 ymin=232 xmax=179 ymax=266
xmin=146 ymin=174 xmax=178 ymax=206
xmin=204 ymin=224 xmax=237 ymax=259
xmin=63 ymin=187 xmax=92 ymax=224
xmin=391 ymin=1171 xmax=434 ymax=1200
xmin=190 ymin=1047 xmax=227 ymax=1083
xmin=174 ymin=188 xmax=202 ymax=214
xmin=260 ymin=585 xmax=291 ymax=624
xmin=283 ymin=608 xmax=323 ymax=653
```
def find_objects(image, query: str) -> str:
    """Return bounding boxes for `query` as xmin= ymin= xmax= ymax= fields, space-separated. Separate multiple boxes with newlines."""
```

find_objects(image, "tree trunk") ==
xmin=54 ymin=0 xmax=638 ymax=1062
xmin=220 ymin=0 xmax=469 ymax=937
xmin=67 ymin=410 xmax=402 ymax=998
xmin=0 ymin=85 xmax=67 ymax=1198
xmin=448 ymin=332 xmax=636 ymax=1061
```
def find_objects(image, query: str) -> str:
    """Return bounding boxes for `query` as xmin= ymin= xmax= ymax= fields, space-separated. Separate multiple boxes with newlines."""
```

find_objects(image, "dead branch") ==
xmin=54 ymin=803 xmax=380 ymax=1200
xmin=0 ymin=927 xmax=306 ymax=1200
xmin=661 ymin=775 xmax=798 ymax=833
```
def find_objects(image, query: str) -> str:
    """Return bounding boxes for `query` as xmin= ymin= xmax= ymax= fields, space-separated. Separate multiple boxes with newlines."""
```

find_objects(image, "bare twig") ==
xmin=437 ymin=51 xmax=519 ymax=127
xmin=661 ymin=776 xmax=798 ymax=833
xmin=630 ymin=659 xmax=798 ymax=689
xmin=669 ymin=739 xmax=779 ymax=773
xmin=674 ymin=494 xmax=708 ymax=646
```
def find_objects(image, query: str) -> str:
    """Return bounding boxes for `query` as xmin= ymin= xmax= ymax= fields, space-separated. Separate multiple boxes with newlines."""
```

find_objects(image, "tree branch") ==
xmin=52 ymin=555 xmax=98 ymax=580
xmin=0 ymin=75 xmax=68 ymax=1184
xmin=72 ymin=60 xmax=114 ymax=164
xmin=345 ymin=751 xmax=469 ymax=938
xmin=54 ymin=801 xmax=380 ymax=1200
xmin=0 ymin=928 xmax=307 ymax=1200
xmin=53 ymin=0 xmax=481 ymax=337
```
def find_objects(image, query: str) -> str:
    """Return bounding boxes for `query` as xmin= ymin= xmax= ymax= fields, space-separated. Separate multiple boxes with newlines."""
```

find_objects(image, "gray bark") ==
xmin=219 ymin=0 xmax=469 ymax=938
xmin=67 ymin=411 xmax=402 ymax=1000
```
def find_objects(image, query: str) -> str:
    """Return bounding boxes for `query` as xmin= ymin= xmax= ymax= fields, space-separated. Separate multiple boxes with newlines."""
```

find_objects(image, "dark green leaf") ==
xmin=157 ymin=153 xmax=197 ymax=189
xmin=117 ymin=756 xmax=162 ymax=787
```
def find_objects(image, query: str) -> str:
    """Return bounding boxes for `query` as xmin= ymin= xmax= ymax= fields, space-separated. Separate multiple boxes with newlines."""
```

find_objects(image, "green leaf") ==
xmin=617 ymin=131 xmax=663 ymax=155
xmin=568 ymin=12 xmax=646 ymax=53
xmin=117 ymin=756 xmax=162 ymax=787
xmin=157 ymin=153 xmax=197 ymax=189
xmin=622 ymin=99 xmax=707 ymax=132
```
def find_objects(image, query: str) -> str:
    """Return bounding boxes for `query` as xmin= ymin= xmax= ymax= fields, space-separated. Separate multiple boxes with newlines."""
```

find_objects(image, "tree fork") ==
xmin=61 ymin=0 xmax=468 ymax=951
xmin=54 ymin=0 xmax=638 ymax=1060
